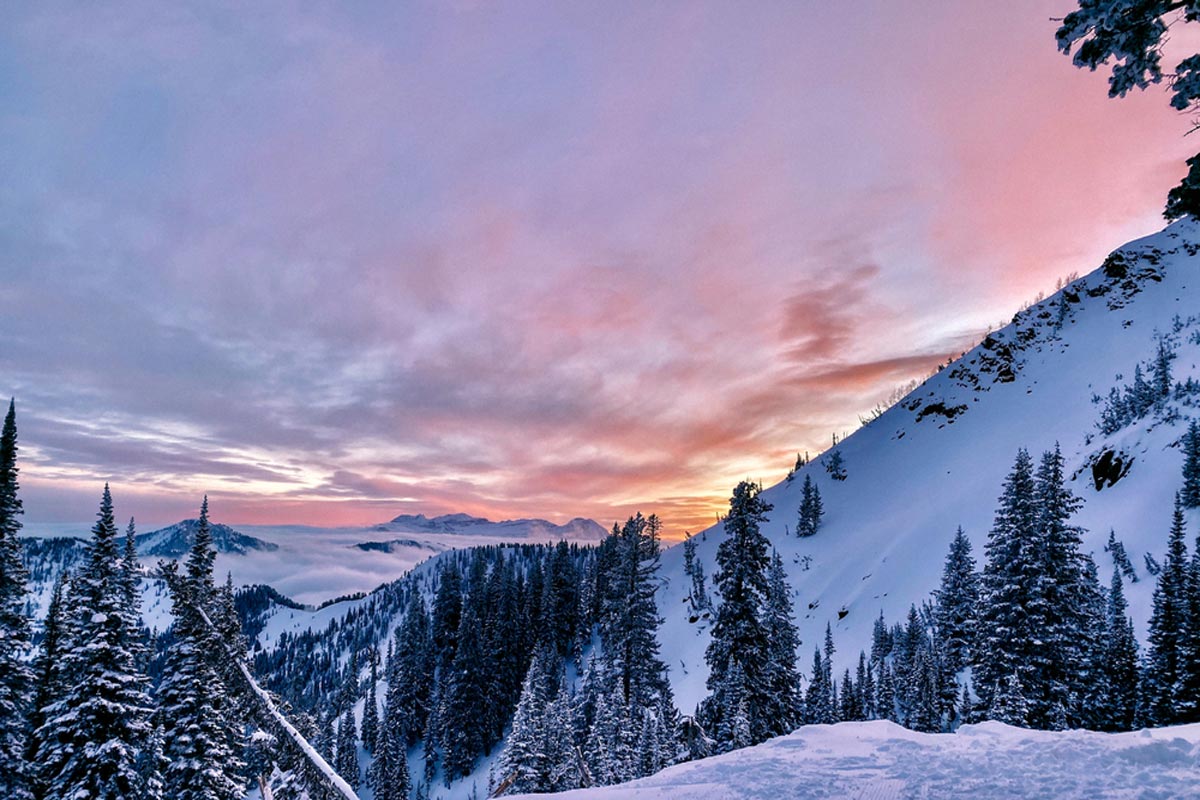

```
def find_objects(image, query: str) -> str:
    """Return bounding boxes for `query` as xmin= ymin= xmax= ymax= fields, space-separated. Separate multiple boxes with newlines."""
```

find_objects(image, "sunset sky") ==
xmin=1 ymin=1 xmax=1194 ymax=536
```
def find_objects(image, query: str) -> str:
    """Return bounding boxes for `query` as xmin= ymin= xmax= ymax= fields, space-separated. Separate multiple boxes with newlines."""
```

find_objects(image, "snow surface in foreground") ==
xmin=510 ymin=720 xmax=1200 ymax=800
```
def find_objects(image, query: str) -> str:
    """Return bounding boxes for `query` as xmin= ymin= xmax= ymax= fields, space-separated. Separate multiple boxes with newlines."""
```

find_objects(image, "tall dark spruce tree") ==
xmin=933 ymin=526 xmax=978 ymax=675
xmin=0 ymin=400 xmax=33 ymax=800
xmin=361 ymin=651 xmax=380 ymax=755
xmin=436 ymin=584 xmax=491 ymax=781
xmin=1033 ymin=444 xmax=1087 ymax=729
xmin=1098 ymin=568 xmax=1139 ymax=731
xmin=975 ymin=446 xmax=1089 ymax=729
xmin=368 ymin=704 xmax=410 ymax=800
xmin=35 ymin=485 xmax=155 ymax=800
xmin=976 ymin=449 xmax=1039 ymax=724
xmin=1143 ymin=494 xmax=1192 ymax=726
xmin=1183 ymin=419 xmax=1200 ymax=509
xmin=700 ymin=481 xmax=777 ymax=750
xmin=796 ymin=475 xmax=823 ymax=537
xmin=763 ymin=551 xmax=801 ymax=734
xmin=389 ymin=591 xmax=434 ymax=748
xmin=495 ymin=645 xmax=576 ymax=795
xmin=334 ymin=706 xmax=359 ymax=790
xmin=158 ymin=497 xmax=245 ymax=800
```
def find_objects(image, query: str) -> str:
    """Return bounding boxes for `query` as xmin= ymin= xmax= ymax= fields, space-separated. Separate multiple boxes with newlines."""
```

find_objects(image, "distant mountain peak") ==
xmin=135 ymin=518 xmax=278 ymax=558
xmin=375 ymin=511 xmax=607 ymax=540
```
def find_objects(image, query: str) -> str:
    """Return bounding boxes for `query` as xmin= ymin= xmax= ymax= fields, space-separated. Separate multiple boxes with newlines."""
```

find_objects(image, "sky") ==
xmin=1 ymin=1 xmax=1195 ymax=537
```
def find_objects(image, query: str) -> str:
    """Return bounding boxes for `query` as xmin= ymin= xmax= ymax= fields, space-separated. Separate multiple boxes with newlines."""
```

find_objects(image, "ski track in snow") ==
xmin=510 ymin=721 xmax=1200 ymax=800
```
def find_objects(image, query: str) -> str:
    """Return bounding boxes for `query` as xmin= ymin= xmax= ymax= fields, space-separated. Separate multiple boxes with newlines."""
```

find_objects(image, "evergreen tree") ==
xmin=796 ymin=475 xmax=824 ymax=537
xmin=599 ymin=514 xmax=674 ymax=715
xmin=763 ymin=551 xmax=800 ymax=734
xmin=361 ymin=651 xmax=380 ymax=755
xmin=990 ymin=675 xmax=1030 ymax=728
xmin=369 ymin=709 xmax=410 ymax=800
xmin=158 ymin=497 xmax=246 ymax=800
xmin=1143 ymin=494 xmax=1191 ymax=726
xmin=977 ymin=447 xmax=1088 ymax=727
xmin=495 ymin=646 xmax=565 ymax=795
xmin=1106 ymin=529 xmax=1138 ymax=582
xmin=700 ymin=481 xmax=775 ymax=750
xmin=334 ymin=707 xmax=359 ymax=789
xmin=876 ymin=661 xmax=897 ymax=722
xmin=682 ymin=533 xmax=710 ymax=615
xmin=26 ymin=572 xmax=68 ymax=786
xmin=870 ymin=610 xmax=892 ymax=665
xmin=803 ymin=646 xmax=833 ymax=724
xmin=858 ymin=651 xmax=875 ymax=720
xmin=1183 ymin=420 xmax=1200 ymax=509
xmin=1034 ymin=444 xmax=1087 ymax=729
xmin=438 ymin=602 xmax=491 ymax=780
xmin=933 ymin=526 xmax=978 ymax=673
xmin=35 ymin=485 xmax=155 ymax=800
xmin=838 ymin=668 xmax=858 ymax=722
xmin=1152 ymin=335 xmax=1174 ymax=402
xmin=390 ymin=591 xmax=434 ymax=747
xmin=0 ymin=399 xmax=32 ymax=800
xmin=1098 ymin=568 xmax=1139 ymax=731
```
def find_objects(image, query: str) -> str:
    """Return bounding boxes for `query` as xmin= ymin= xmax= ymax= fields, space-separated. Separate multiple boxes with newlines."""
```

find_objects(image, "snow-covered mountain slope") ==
xmin=658 ymin=218 xmax=1200 ymax=712
xmin=373 ymin=513 xmax=607 ymax=541
xmin=135 ymin=518 xmax=279 ymax=557
xmin=509 ymin=720 xmax=1200 ymax=800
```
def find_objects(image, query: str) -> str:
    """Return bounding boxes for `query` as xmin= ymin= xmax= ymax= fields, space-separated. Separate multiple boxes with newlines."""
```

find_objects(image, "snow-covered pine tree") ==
xmin=595 ymin=513 xmax=678 ymax=772
xmin=1074 ymin=554 xmax=1109 ymax=730
xmin=495 ymin=646 xmax=552 ymax=794
xmin=1143 ymin=494 xmax=1192 ymax=726
xmin=803 ymin=646 xmax=833 ymax=724
xmin=35 ymin=485 xmax=155 ymax=800
xmin=906 ymin=642 xmax=941 ymax=733
xmin=1152 ymin=335 xmax=1174 ymax=404
xmin=25 ymin=572 xmax=68 ymax=785
xmin=0 ymin=399 xmax=32 ymax=800
xmin=876 ymin=660 xmax=898 ymax=723
xmin=763 ymin=551 xmax=800 ymax=734
xmin=1034 ymin=444 xmax=1090 ymax=728
xmin=158 ymin=497 xmax=246 ymax=800
xmin=700 ymin=481 xmax=774 ymax=751
xmin=857 ymin=651 xmax=875 ymax=720
xmin=1177 ymin=501 xmax=1200 ymax=723
xmin=361 ymin=650 xmax=380 ymax=755
xmin=584 ymin=667 xmax=636 ymax=785
xmin=976 ymin=449 xmax=1040 ymax=721
xmin=682 ymin=533 xmax=709 ymax=615
xmin=495 ymin=645 xmax=573 ymax=795
xmin=390 ymin=590 xmax=434 ymax=747
xmin=933 ymin=526 xmax=978 ymax=673
xmin=334 ymin=707 xmax=359 ymax=789
xmin=1098 ymin=568 xmax=1139 ymax=731
xmin=1183 ymin=419 xmax=1200 ymax=509
xmin=870 ymin=610 xmax=892 ymax=665
xmin=1106 ymin=529 xmax=1138 ymax=582
xmin=838 ymin=668 xmax=858 ymax=722
xmin=990 ymin=675 xmax=1030 ymax=727
xmin=825 ymin=448 xmax=847 ymax=481
xmin=437 ymin=600 xmax=491 ymax=780
xmin=796 ymin=475 xmax=824 ymax=537
xmin=369 ymin=708 xmax=410 ymax=800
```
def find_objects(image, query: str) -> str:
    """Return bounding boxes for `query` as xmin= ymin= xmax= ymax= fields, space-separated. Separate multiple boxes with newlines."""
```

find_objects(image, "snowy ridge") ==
xmin=657 ymin=218 xmax=1200 ymax=711
xmin=508 ymin=719 xmax=1200 ymax=799
xmin=374 ymin=513 xmax=607 ymax=541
